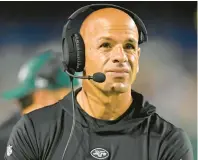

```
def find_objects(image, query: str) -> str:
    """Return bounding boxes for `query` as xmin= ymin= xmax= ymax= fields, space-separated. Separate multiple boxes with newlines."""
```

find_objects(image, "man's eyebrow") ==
xmin=125 ymin=38 xmax=138 ymax=43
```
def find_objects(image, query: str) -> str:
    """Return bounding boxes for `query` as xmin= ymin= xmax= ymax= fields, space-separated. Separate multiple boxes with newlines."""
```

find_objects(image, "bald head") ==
xmin=80 ymin=8 xmax=139 ymax=41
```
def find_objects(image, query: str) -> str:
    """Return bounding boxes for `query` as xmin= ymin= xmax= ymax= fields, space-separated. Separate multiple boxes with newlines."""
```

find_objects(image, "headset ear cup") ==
xmin=62 ymin=38 xmax=70 ymax=71
xmin=73 ymin=33 xmax=85 ymax=72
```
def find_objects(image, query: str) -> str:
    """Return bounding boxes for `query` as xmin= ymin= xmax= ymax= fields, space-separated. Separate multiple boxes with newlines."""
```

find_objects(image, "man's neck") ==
xmin=77 ymin=85 xmax=133 ymax=120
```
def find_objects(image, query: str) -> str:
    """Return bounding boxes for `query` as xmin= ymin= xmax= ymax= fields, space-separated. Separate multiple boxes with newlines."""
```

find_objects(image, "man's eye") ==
xmin=124 ymin=43 xmax=135 ymax=50
xmin=100 ymin=42 xmax=112 ymax=48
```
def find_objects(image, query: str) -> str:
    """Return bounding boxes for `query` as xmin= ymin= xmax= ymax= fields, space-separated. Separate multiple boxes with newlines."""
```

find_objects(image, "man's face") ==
xmin=81 ymin=8 xmax=140 ymax=94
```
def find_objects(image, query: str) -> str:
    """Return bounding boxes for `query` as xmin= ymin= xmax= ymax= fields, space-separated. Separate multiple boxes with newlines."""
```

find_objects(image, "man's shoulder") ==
xmin=140 ymin=100 xmax=177 ymax=136
xmin=27 ymin=101 xmax=62 ymax=122
xmin=150 ymin=113 xmax=194 ymax=159
xmin=137 ymin=97 xmax=188 ymax=142
xmin=149 ymin=112 xmax=189 ymax=142
xmin=24 ymin=95 xmax=72 ymax=129
xmin=151 ymin=113 xmax=176 ymax=130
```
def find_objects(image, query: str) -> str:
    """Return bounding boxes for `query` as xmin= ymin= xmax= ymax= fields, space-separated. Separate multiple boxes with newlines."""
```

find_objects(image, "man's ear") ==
xmin=137 ymin=47 xmax=141 ymax=73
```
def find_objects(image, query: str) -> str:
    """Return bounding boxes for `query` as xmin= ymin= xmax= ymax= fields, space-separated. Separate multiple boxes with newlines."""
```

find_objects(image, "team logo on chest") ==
xmin=90 ymin=148 xmax=109 ymax=159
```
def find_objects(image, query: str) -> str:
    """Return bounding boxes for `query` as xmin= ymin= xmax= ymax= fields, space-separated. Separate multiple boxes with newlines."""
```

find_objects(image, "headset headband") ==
xmin=62 ymin=4 xmax=148 ymax=51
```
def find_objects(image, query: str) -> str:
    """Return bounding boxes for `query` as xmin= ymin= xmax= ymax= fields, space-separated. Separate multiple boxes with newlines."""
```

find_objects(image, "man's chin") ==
xmin=109 ymin=83 xmax=130 ymax=93
xmin=92 ymin=81 xmax=131 ymax=94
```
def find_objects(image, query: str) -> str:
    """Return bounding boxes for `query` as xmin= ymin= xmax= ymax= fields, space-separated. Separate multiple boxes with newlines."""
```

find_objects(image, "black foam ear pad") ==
xmin=62 ymin=38 xmax=70 ymax=69
xmin=72 ymin=33 xmax=85 ymax=72
xmin=62 ymin=38 xmax=77 ymax=72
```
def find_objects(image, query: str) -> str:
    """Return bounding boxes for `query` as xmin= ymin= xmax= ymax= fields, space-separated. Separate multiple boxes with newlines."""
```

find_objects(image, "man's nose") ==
xmin=111 ymin=45 xmax=128 ymax=63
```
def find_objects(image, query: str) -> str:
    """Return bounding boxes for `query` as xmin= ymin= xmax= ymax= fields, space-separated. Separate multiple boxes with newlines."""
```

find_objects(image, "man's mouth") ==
xmin=106 ymin=68 xmax=129 ymax=73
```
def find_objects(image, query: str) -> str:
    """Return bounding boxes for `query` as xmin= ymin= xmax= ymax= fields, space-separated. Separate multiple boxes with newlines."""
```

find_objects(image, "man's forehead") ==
xmin=94 ymin=25 xmax=139 ymax=42
xmin=88 ymin=21 xmax=138 ymax=36
xmin=89 ymin=17 xmax=138 ymax=31
xmin=103 ymin=23 xmax=137 ymax=29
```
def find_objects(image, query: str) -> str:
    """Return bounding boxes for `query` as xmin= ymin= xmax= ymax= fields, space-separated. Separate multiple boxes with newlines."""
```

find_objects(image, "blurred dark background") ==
xmin=0 ymin=1 xmax=197 ymax=159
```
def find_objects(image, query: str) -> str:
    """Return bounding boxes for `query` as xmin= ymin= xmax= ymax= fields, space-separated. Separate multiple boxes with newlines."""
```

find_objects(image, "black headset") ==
xmin=62 ymin=3 xmax=148 ymax=74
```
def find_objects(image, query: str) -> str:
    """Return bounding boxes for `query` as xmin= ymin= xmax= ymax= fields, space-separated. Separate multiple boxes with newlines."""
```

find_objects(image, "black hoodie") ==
xmin=4 ymin=88 xmax=193 ymax=160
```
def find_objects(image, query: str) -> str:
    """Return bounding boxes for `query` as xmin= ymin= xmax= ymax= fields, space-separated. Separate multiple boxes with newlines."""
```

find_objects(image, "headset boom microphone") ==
xmin=64 ymin=69 xmax=106 ymax=83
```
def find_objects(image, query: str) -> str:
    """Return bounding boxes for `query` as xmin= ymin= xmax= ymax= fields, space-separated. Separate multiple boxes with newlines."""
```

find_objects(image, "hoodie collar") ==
xmin=60 ymin=88 xmax=156 ymax=133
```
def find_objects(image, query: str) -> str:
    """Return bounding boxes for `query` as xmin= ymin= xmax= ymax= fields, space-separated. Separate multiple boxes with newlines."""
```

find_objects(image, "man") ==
xmin=5 ymin=5 xmax=194 ymax=160
xmin=0 ymin=50 xmax=79 ymax=159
